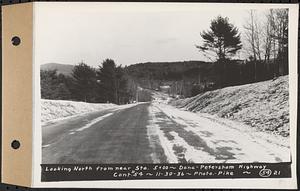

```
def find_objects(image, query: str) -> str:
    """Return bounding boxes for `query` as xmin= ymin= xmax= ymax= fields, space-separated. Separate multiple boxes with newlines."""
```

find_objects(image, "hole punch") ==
xmin=11 ymin=140 xmax=20 ymax=149
xmin=11 ymin=36 xmax=21 ymax=46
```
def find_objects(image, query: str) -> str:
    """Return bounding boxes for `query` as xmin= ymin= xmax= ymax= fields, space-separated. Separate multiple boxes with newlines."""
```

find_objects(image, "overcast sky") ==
xmin=34 ymin=2 xmax=275 ymax=67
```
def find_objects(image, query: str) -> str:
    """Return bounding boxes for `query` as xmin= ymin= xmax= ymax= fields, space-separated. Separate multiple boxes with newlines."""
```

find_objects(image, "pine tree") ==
xmin=40 ymin=70 xmax=72 ymax=100
xmin=197 ymin=16 xmax=242 ymax=61
xmin=41 ymin=70 xmax=58 ymax=99
xmin=97 ymin=59 xmax=130 ymax=104
xmin=196 ymin=16 xmax=242 ymax=87
xmin=71 ymin=62 xmax=97 ymax=102
xmin=97 ymin=59 xmax=117 ymax=103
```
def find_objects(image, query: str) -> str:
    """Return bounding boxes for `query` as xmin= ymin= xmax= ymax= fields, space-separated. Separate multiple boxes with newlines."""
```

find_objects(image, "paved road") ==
xmin=42 ymin=102 xmax=167 ymax=164
xmin=42 ymin=102 xmax=290 ymax=164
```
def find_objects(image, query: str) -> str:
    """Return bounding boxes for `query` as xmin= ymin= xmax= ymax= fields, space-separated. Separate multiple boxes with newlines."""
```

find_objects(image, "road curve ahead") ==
xmin=42 ymin=102 xmax=290 ymax=164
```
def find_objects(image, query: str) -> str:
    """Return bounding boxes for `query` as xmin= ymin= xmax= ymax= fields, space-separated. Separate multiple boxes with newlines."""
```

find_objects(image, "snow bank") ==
xmin=171 ymin=76 xmax=289 ymax=136
xmin=41 ymin=99 xmax=116 ymax=122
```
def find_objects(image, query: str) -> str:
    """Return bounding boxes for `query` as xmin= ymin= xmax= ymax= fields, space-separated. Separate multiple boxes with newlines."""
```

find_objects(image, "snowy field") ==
xmin=171 ymin=76 xmax=289 ymax=137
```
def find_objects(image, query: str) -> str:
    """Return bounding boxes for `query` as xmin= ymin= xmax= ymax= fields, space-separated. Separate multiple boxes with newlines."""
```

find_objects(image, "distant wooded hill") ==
xmin=41 ymin=63 xmax=74 ymax=76
xmin=126 ymin=60 xmax=218 ymax=97
xmin=127 ymin=60 xmax=215 ymax=80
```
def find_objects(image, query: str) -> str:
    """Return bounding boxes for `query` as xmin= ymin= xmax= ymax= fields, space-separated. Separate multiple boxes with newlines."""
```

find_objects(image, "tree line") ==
xmin=41 ymin=59 xmax=134 ymax=104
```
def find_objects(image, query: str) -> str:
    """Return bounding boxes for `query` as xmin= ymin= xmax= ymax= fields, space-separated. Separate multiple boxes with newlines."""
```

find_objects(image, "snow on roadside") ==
xmin=169 ymin=131 xmax=216 ymax=163
xmin=152 ymin=102 xmax=290 ymax=163
xmin=147 ymin=105 xmax=178 ymax=163
xmin=41 ymin=99 xmax=116 ymax=123
xmin=171 ymin=76 xmax=289 ymax=136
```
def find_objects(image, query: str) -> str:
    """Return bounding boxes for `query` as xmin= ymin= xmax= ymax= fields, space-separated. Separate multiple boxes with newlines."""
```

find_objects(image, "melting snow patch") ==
xmin=147 ymin=106 xmax=178 ymax=163
xmin=169 ymin=131 xmax=216 ymax=163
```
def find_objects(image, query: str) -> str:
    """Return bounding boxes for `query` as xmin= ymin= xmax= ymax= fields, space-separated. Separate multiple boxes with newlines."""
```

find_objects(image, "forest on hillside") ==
xmin=41 ymin=9 xmax=288 ymax=103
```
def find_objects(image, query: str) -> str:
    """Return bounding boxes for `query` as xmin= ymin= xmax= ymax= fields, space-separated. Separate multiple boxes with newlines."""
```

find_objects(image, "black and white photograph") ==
xmin=35 ymin=2 xmax=297 ymax=184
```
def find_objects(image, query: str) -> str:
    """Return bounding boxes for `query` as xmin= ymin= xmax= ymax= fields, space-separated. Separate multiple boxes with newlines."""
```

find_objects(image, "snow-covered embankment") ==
xmin=41 ymin=99 xmax=116 ymax=123
xmin=171 ymin=76 xmax=289 ymax=136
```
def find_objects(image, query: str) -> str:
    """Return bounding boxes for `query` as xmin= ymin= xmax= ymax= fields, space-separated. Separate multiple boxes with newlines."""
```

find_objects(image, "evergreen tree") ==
xmin=41 ymin=70 xmax=58 ymax=99
xmin=97 ymin=59 xmax=117 ymax=103
xmin=197 ymin=16 xmax=242 ymax=61
xmin=97 ymin=59 xmax=130 ymax=104
xmin=71 ymin=62 xmax=97 ymax=102
xmin=40 ymin=70 xmax=72 ymax=100
xmin=196 ymin=16 xmax=242 ymax=87
xmin=116 ymin=65 xmax=131 ymax=104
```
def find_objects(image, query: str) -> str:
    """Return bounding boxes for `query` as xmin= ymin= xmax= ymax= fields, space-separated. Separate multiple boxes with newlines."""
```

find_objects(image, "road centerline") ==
xmin=75 ymin=113 xmax=114 ymax=132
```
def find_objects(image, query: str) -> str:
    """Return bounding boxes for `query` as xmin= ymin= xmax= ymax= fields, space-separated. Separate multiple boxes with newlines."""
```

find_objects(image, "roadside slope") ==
xmin=171 ymin=76 xmax=289 ymax=136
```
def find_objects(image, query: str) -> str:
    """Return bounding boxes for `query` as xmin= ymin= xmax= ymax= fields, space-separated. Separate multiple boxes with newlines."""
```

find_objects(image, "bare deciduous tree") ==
xmin=244 ymin=9 xmax=288 ymax=79
xmin=243 ymin=10 xmax=264 ymax=81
